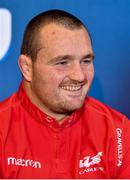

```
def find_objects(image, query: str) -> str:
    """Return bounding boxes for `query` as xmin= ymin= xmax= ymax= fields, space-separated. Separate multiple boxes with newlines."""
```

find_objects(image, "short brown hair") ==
xmin=20 ymin=9 xmax=91 ymax=61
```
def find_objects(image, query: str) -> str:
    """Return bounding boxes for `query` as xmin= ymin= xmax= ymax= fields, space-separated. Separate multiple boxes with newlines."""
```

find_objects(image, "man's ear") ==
xmin=18 ymin=54 xmax=33 ymax=82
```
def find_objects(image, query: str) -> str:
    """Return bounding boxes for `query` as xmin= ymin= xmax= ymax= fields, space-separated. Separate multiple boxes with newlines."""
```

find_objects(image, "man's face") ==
xmin=29 ymin=24 xmax=94 ymax=118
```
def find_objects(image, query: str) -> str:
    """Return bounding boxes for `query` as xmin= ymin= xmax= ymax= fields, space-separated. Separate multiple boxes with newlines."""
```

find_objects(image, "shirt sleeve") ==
xmin=116 ymin=117 xmax=130 ymax=178
xmin=0 ymin=132 xmax=3 ymax=178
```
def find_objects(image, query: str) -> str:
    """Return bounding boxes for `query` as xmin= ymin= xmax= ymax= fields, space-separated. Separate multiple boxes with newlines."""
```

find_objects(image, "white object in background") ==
xmin=0 ymin=8 xmax=12 ymax=61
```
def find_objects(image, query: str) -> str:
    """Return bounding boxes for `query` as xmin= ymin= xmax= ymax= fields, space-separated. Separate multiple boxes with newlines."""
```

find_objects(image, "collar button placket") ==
xmin=46 ymin=116 xmax=53 ymax=123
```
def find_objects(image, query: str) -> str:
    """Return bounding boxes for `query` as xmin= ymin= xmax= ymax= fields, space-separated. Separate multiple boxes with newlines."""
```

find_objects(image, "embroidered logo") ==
xmin=79 ymin=152 xmax=104 ymax=175
xmin=80 ymin=152 xmax=103 ymax=168
xmin=7 ymin=157 xmax=41 ymax=168
xmin=116 ymin=128 xmax=123 ymax=166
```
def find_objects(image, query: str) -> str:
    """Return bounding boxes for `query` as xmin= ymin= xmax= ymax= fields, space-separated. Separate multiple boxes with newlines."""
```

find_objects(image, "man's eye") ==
xmin=81 ymin=59 xmax=92 ymax=64
xmin=56 ymin=60 xmax=68 ymax=65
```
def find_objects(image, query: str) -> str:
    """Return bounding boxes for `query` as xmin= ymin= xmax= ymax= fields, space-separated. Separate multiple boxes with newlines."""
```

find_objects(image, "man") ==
xmin=0 ymin=9 xmax=130 ymax=179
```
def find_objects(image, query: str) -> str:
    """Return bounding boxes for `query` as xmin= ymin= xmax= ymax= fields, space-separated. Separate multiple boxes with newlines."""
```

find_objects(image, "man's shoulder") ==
xmin=0 ymin=92 xmax=19 ymax=115
xmin=84 ymin=96 xmax=128 ymax=124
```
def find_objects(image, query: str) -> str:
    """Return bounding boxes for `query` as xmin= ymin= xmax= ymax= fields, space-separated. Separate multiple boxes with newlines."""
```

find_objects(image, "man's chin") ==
xmin=62 ymin=100 xmax=85 ymax=112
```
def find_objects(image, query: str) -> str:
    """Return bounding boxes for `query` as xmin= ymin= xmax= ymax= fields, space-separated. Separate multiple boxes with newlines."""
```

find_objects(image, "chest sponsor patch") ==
xmin=79 ymin=152 xmax=104 ymax=175
xmin=7 ymin=157 xmax=41 ymax=168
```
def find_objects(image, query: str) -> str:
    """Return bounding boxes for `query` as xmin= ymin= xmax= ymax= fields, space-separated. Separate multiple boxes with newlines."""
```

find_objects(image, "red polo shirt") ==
xmin=0 ymin=83 xmax=130 ymax=178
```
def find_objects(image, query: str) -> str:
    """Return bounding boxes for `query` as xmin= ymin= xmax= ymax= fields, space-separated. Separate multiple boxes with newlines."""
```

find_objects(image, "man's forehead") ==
xmin=40 ymin=23 xmax=89 ymax=37
xmin=38 ymin=23 xmax=92 ymax=51
xmin=37 ymin=23 xmax=93 ymax=58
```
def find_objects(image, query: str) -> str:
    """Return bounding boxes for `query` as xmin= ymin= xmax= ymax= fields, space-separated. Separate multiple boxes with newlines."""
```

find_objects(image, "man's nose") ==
xmin=69 ymin=63 xmax=85 ymax=82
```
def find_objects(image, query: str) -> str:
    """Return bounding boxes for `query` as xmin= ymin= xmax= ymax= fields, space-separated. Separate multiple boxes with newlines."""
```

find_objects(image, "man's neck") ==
xmin=22 ymin=80 xmax=71 ymax=123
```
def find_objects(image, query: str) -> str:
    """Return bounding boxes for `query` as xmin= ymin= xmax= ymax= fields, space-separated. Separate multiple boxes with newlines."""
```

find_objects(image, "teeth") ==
xmin=61 ymin=86 xmax=81 ymax=91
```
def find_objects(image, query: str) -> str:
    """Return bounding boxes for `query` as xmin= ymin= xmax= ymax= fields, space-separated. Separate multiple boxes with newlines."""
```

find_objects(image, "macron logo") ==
xmin=7 ymin=157 xmax=41 ymax=169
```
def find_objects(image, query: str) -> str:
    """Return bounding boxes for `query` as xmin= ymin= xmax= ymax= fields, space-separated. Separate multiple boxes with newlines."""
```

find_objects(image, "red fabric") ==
xmin=0 ymin=83 xmax=130 ymax=178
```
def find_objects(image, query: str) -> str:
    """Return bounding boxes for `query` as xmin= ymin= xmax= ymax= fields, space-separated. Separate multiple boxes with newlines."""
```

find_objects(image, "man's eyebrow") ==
xmin=82 ymin=54 xmax=95 ymax=60
xmin=48 ymin=53 xmax=95 ymax=64
xmin=48 ymin=55 xmax=75 ymax=63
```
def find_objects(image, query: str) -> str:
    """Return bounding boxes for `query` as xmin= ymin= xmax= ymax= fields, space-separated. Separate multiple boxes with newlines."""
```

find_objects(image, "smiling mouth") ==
xmin=61 ymin=85 xmax=82 ymax=91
